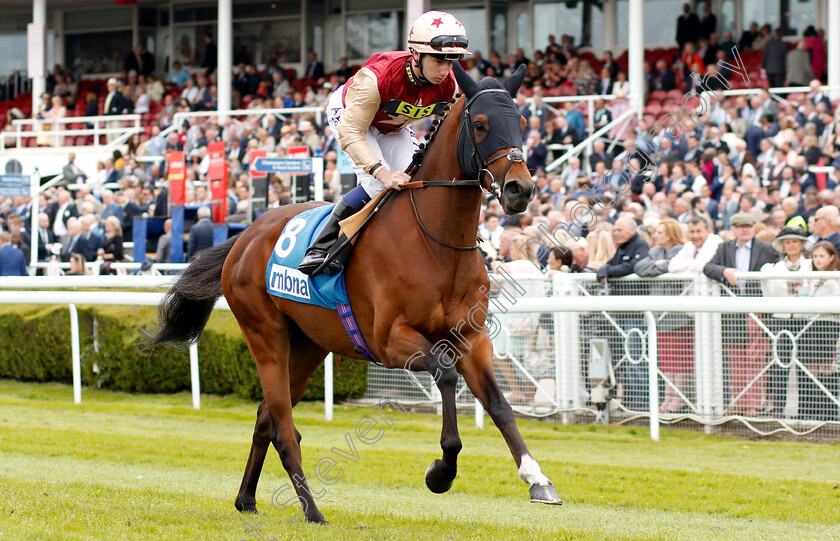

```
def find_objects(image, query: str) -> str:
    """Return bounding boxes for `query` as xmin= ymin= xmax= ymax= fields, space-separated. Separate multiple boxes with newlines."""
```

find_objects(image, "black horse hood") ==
xmin=452 ymin=63 xmax=527 ymax=179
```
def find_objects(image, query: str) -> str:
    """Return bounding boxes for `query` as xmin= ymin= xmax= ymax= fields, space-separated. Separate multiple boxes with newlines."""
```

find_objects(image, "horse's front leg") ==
xmin=457 ymin=335 xmax=562 ymax=504
xmin=384 ymin=324 xmax=462 ymax=494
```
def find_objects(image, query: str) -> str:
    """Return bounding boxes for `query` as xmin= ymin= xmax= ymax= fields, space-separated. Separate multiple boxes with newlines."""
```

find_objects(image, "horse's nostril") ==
xmin=503 ymin=180 xmax=525 ymax=197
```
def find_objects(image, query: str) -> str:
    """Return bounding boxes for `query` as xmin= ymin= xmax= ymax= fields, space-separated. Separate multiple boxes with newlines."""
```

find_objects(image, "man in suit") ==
xmin=62 ymin=153 xmax=87 ymax=185
xmin=653 ymin=60 xmax=676 ymax=92
xmin=187 ymin=206 xmax=214 ymax=261
xmin=304 ymin=51 xmax=325 ymax=80
xmin=103 ymin=78 xmax=128 ymax=143
xmin=676 ymin=3 xmax=700 ymax=49
xmin=704 ymin=212 xmax=779 ymax=415
xmin=76 ymin=214 xmax=102 ymax=262
xmin=597 ymin=68 xmax=613 ymax=95
xmin=588 ymin=139 xmax=612 ymax=171
xmin=762 ymin=31 xmax=788 ymax=88
xmin=699 ymin=2 xmax=717 ymax=40
xmin=202 ymin=33 xmax=217 ymax=75
xmin=155 ymin=218 xmax=172 ymax=263
xmin=51 ymin=189 xmax=79 ymax=238
xmin=0 ymin=232 xmax=27 ymax=276
xmin=59 ymin=218 xmax=82 ymax=262
xmin=35 ymin=213 xmax=55 ymax=262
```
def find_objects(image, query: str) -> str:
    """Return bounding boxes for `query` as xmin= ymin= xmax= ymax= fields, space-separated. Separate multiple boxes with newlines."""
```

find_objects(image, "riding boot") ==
xmin=298 ymin=198 xmax=358 ymax=276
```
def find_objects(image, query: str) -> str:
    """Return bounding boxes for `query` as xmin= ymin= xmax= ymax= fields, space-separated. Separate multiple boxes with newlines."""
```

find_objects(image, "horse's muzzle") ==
xmin=501 ymin=179 xmax=534 ymax=214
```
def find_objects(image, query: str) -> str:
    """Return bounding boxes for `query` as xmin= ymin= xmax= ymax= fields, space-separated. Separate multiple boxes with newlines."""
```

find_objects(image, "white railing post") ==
xmin=189 ymin=341 xmax=200 ymax=409
xmin=68 ymin=303 xmax=81 ymax=404
xmin=325 ymin=352 xmax=333 ymax=421
xmin=645 ymin=311 xmax=659 ymax=442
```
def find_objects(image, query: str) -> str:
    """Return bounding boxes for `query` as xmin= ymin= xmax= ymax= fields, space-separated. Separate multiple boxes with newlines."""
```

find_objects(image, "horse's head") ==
xmin=453 ymin=62 xmax=534 ymax=214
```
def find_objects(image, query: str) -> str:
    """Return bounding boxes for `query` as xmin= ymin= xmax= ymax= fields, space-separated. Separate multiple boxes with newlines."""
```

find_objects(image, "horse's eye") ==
xmin=474 ymin=122 xmax=485 ymax=132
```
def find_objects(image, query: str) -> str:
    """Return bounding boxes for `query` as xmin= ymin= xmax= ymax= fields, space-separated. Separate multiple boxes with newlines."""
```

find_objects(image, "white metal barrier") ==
xmin=0 ymin=114 xmax=142 ymax=151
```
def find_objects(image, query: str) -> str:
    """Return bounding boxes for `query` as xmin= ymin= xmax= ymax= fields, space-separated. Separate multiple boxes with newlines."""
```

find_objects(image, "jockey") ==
xmin=298 ymin=10 xmax=470 ymax=276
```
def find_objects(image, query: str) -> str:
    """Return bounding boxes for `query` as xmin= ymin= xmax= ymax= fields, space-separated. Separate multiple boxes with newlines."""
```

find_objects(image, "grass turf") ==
xmin=1 ymin=380 xmax=838 ymax=540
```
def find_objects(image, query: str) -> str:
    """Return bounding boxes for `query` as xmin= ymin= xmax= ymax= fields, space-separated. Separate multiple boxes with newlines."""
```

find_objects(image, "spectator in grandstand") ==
xmin=167 ymin=61 xmax=191 ymax=87
xmin=752 ymin=24 xmax=773 ymax=51
xmin=812 ymin=205 xmax=840 ymax=253
xmin=155 ymin=218 xmax=172 ymax=263
xmin=525 ymin=130 xmax=547 ymax=173
xmin=76 ymin=214 xmax=103 ymax=262
xmin=670 ymin=216 xmax=723 ymax=273
xmin=676 ymin=3 xmax=700 ymax=49
xmin=201 ymin=33 xmax=217 ymax=75
xmin=187 ymin=206 xmax=214 ymax=261
xmin=803 ymin=26 xmax=826 ymax=82
xmin=62 ymin=153 xmax=87 ymax=185
xmin=596 ymin=67 xmax=613 ymax=96
xmin=0 ymin=231 xmax=27 ymax=276
xmin=132 ymin=85 xmax=150 ymax=114
xmin=635 ymin=218 xmax=685 ymax=277
xmin=652 ymin=59 xmax=676 ymax=93
xmin=35 ymin=213 xmax=54 ymax=262
xmin=50 ymin=189 xmax=79 ymax=237
xmin=304 ymin=51 xmax=325 ymax=81
xmin=593 ymin=99 xmax=611 ymax=130
xmin=802 ymin=241 xmax=840 ymax=420
xmin=98 ymin=215 xmax=124 ymax=273
xmin=787 ymin=41 xmax=814 ymax=87
xmin=703 ymin=212 xmax=779 ymax=416
xmin=739 ymin=22 xmax=760 ymax=50
xmin=58 ymin=218 xmax=81 ymax=262
xmin=612 ymin=71 xmax=629 ymax=96
xmin=10 ymin=229 xmax=30 ymax=264
xmin=66 ymin=253 xmax=90 ymax=275
xmin=762 ymin=30 xmax=788 ymax=88
xmin=335 ymin=57 xmax=354 ymax=83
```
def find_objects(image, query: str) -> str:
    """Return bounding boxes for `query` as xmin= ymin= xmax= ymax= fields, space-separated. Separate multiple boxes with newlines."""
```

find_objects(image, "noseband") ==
xmin=459 ymin=88 xmax=525 ymax=199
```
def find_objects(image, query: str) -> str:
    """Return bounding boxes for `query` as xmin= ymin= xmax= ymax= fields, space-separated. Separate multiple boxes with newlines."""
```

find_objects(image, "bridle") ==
xmin=459 ymin=88 xmax=526 ymax=200
xmin=405 ymin=87 xmax=527 ymax=251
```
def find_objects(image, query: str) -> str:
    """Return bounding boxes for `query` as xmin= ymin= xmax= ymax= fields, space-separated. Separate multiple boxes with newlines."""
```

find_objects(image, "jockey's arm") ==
xmin=336 ymin=69 xmax=410 ymax=189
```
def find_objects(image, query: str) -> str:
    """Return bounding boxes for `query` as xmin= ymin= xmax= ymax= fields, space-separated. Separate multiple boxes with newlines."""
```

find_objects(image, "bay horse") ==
xmin=146 ymin=63 xmax=561 ymax=523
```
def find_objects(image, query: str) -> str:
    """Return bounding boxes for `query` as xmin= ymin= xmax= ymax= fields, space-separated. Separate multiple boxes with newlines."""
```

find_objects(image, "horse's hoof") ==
xmin=425 ymin=460 xmax=455 ymax=494
xmin=305 ymin=511 xmax=329 ymax=524
xmin=234 ymin=500 xmax=258 ymax=514
xmin=530 ymin=483 xmax=563 ymax=505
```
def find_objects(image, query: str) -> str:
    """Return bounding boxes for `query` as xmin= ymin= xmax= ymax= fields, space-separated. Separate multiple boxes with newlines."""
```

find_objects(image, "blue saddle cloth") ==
xmin=265 ymin=204 xmax=349 ymax=310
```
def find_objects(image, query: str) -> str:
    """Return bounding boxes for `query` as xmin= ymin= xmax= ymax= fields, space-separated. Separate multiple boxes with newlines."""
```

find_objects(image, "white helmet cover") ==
xmin=408 ymin=11 xmax=470 ymax=60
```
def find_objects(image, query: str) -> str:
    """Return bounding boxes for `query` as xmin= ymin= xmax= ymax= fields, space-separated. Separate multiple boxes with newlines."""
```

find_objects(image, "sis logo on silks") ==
xmin=268 ymin=264 xmax=311 ymax=299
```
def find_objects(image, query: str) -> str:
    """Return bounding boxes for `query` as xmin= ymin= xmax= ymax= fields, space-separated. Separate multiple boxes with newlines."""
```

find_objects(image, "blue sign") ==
xmin=0 ymin=175 xmax=30 ymax=197
xmin=253 ymin=158 xmax=313 ymax=174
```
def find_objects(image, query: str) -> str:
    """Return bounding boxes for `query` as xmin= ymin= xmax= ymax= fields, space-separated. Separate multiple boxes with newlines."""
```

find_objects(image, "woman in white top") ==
xmin=760 ymin=226 xmax=811 ymax=415
xmin=802 ymin=241 xmax=840 ymax=420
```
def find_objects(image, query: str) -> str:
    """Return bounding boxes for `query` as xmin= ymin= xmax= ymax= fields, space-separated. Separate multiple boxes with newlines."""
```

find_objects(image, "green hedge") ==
xmin=0 ymin=304 xmax=368 ymax=401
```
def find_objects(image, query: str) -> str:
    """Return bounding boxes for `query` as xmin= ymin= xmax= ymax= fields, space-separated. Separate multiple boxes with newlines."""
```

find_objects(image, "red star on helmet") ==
xmin=431 ymin=18 xmax=443 ymax=28
xmin=455 ymin=21 xmax=464 ymax=29
xmin=409 ymin=27 xmax=414 ymax=37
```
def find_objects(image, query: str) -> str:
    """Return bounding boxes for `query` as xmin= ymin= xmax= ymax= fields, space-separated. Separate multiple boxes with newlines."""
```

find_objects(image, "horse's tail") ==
xmin=143 ymin=237 xmax=237 ymax=350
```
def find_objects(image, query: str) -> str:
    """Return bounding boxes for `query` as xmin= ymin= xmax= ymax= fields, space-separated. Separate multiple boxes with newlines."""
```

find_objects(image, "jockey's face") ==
xmin=415 ymin=53 xmax=453 ymax=85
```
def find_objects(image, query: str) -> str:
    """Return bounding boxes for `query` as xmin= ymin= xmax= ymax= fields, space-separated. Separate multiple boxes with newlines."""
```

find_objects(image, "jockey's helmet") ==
xmin=407 ymin=11 xmax=470 ymax=61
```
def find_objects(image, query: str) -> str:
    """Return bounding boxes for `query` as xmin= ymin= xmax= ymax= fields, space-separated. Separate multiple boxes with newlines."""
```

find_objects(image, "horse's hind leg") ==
xmin=235 ymin=335 xmax=327 ymax=515
xmin=233 ymin=309 xmax=328 ymax=524
xmin=235 ymin=400 xmax=271 ymax=513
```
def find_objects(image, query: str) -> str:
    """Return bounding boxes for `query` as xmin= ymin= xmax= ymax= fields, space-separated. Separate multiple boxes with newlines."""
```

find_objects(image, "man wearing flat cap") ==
xmin=704 ymin=212 xmax=779 ymax=416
